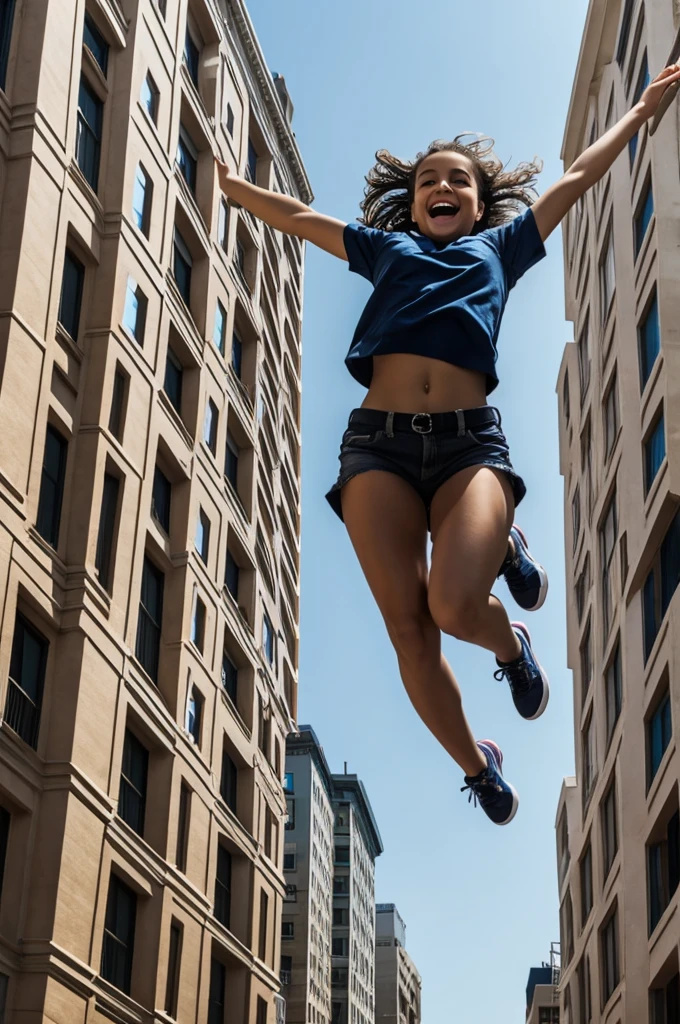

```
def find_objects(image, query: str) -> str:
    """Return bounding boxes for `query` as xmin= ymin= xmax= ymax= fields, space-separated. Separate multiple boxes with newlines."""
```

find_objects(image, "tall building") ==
xmin=555 ymin=2 xmax=680 ymax=1022
xmin=525 ymin=950 xmax=561 ymax=1024
xmin=281 ymin=729 xmax=384 ymax=1024
xmin=281 ymin=727 xmax=335 ymax=1024
xmin=0 ymin=0 xmax=310 ymax=1021
xmin=331 ymin=771 xmax=383 ymax=1024
xmin=374 ymin=903 xmax=422 ymax=1024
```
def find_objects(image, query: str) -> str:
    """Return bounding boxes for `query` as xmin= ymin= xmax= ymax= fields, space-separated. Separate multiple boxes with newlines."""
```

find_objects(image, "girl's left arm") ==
xmin=532 ymin=63 xmax=680 ymax=242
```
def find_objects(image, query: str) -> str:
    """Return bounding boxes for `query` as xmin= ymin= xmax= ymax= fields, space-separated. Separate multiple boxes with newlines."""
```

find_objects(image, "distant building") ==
xmin=526 ymin=963 xmax=560 ymax=1024
xmin=374 ymin=904 xmax=422 ymax=1024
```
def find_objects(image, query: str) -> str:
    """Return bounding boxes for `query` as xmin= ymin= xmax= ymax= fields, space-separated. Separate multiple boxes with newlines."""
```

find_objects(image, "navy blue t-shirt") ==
xmin=343 ymin=206 xmax=546 ymax=394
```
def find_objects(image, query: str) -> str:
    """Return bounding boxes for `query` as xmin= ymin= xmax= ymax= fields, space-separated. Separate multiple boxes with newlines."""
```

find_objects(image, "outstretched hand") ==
xmin=639 ymin=63 xmax=680 ymax=119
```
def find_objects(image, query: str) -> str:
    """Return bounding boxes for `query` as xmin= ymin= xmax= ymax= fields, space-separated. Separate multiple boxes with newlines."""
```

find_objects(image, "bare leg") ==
xmin=341 ymin=471 xmax=486 ymax=777
xmin=428 ymin=466 xmax=521 ymax=663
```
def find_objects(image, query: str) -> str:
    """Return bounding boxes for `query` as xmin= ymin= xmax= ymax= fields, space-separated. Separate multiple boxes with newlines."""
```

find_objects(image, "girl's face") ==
xmin=410 ymin=152 xmax=485 ymax=242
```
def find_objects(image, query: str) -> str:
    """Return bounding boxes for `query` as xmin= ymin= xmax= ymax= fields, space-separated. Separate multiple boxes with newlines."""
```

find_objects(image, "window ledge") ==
xmin=643 ymin=619 xmax=670 ymax=688
xmin=643 ymin=457 xmax=668 ymax=517
xmin=157 ymin=390 xmax=195 ymax=453
xmin=649 ymin=898 xmax=678 ymax=956
xmin=67 ymin=159 xmax=104 ymax=217
xmin=55 ymin=321 xmax=84 ymax=362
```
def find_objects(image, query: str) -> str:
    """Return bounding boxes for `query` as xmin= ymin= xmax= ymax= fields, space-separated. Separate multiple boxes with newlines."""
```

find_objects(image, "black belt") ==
xmin=348 ymin=406 xmax=501 ymax=436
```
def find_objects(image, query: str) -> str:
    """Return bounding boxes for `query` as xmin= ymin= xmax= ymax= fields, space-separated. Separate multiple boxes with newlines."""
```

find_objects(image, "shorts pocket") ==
xmin=342 ymin=428 xmax=385 ymax=448
xmin=466 ymin=424 xmax=506 ymax=447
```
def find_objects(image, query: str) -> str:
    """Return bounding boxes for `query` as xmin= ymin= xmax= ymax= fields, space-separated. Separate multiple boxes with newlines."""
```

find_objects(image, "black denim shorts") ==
xmin=325 ymin=406 xmax=526 ymax=528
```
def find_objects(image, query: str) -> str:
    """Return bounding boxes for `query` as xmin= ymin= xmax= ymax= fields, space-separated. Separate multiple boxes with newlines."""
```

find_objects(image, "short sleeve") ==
xmin=343 ymin=222 xmax=390 ymax=282
xmin=483 ymin=207 xmax=546 ymax=289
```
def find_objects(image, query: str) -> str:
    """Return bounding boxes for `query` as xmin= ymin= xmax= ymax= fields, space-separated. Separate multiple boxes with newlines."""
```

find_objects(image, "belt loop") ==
xmin=385 ymin=411 xmax=395 ymax=438
xmin=456 ymin=409 xmax=466 ymax=437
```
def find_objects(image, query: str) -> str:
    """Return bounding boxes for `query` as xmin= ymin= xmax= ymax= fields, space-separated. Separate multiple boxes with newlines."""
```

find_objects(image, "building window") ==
xmin=650 ymin=973 xmax=680 ymax=1024
xmin=615 ymin=0 xmax=633 ymax=64
xmin=118 ymin=728 xmax=148 ymax=836
xmin=577 ymin=314 xmax=590 ymax=401
xmin=333 ymin=907 xmax=349 ymax=926
xmin=580 ymin=618 xmax=592 ymax=706
xmin=647 ymin=689 xmax=672 ymax=786
xmin=208 ymin=958 xmax=227 ymax=1024
xmin=109 ymin=367 xmax=128 ymax=441
xmin=258 ymin=889 xmax=269 ymax=961
xmin=602 ymin=779 xmax=618 ymax=880
xmin=37 ymin=425 xmax=68 ymax=548
xmin=282 ymin=921 xmax=294 ymax=940
xmin=332 ymin=937 xmax=349 ymax=957
xmin=176 ymin=126 xmax=198 ymax=195
xmin=629 ymin=55 xmax=651 ymax=167
xmin=225 ymin=103 xmax=235 ymax=136
xmin=204 ymin=398 xmax=218 ymax=454
xmin=151 ymin=467 xmax=171 ymax=534
xmin=283 ymin=772 xmax=294 ymax=794
xmin=599 ymin=226 xmax=615 ymax=319
xmin=334 ymin=844 xmax=350 ymax=864
xmin=285 ymin=798 xmax=295 ymax=831
xmin=582 ymin=713 xmax=596 ymax=809
xmin=635 ymin=177 xmax=654 ymax=258
xmin=603 ymin=370 xmax=619 ymax=460
xmin=605 ymin=643 xmax=622 ymax=745
xmin=213 ymin=300 xmax=226 ymax=355
xmin=214 ymin=843 xmax=232 ymax=928
xmin=580 ymin=842 xmax=593 ymax=926
xmin=191 ymin=596 xmax=206 ymax=653
xmin=164 ymin=921 xmax=182 ymax=1018
xmin=95 ymin=472 xmax=120 ymax=592
xmin=164 ymin=348 xmax=183 ymax=414
xmin=561 ymin=891 xmax=574 ymax=966
xmin=176 ymin=783 xmax=191 ymax=872
xmin=101 ymin=874 xmax=137 ymax=994
xmin=231 ymin=331 xmax=243 ymax=378
xmin=220 ymin=747 xmax=237 ymax=812
xmin=571 ymin=486 xmax=581 ymax=551
xmin=642 ymin=509 xmax=680 ymax=660
xmin=221 ymin=648 xmax=238 ymax=704
xmin=225 ymin=550 xmax=239 ymax=600
xmin=644 ymin=411 xmax=666 ymax=494
xmin=235 ymin=238 xmax=246 ymax=281
xmin=225 ymin=433 xmax=239 ymax=490
xmin=132 ymin=164 xmax=153 ymax=237
xmin=600 ymin=491 xmax=617 ymax=637
xmin=140 ymin=71 xmax=159 ymax=123
xmin=575 ymin=556 xmax=590 ymax=625
xmin=639 ymin=291 xmax=660 ymax=389
xmin=333 ymin=874 xmax=349 ymax=894
xmin=578 ymin=955 xmax=592 ymax=1024
xmin=280 ymin=954 xmax=292 ymax=984
xmin=647 ymin=809 xmax=680 ymax=934
xmin=195 ymin=509 xmax=210 ymax=563
xmin=600 ymin=907 xmax=620 ymax=1005
xmin=558 ymin=809 xmax=570 ymax=887
xmin=136 ymin=555 xmax=164 ymax=682
xmin=581 ymin=422 xmax=593 ymax=523
xmin=83 ymin=12 xmax=108 ymax=75
xmin=173 ymin=229 xmax=192 ymax=306
xmin=183 ymin=25 xmax=200 ymax=88
xmin=0 ymin=0 xmax=16 ymax=92
xmin=218 ymin=198 xmax=229 ymax=250
xmin=562 ymin=370 xmax=570 ymax=425
xmin=263 ymin=612 xmax=275 ymax=665
xmin=5 ymin=614 xmax=47 ymax=750
xmin=0 ymin=807 xmax=9 ymax=908
xmin=122 ymin=278 xmax=148 ymax=344
xmin=186 ymin=685 xmax=203 ymax=744
xmin=76 ymin=76 xmax=103 ymax=191
xmin=245 ymin=138 xmax=258 ymax=183
xmin=283 ymin=852 xmax=296 ymax=872
xmin=58 ymin=249 xmax=85 ymax=340
xmin=256 ymin=996 xmax=267 ymax=1024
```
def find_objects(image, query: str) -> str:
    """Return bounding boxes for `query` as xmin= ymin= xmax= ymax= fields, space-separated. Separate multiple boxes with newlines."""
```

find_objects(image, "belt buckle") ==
xmin=411 ymin=412 xmax=433 ymax=435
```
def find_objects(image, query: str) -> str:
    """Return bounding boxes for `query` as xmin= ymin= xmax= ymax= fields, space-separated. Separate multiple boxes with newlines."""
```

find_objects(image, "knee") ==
xmin=429 ymin=595 xmax=485 ymax=643
xmin=385 ymin=613 xmax=438 ymax=666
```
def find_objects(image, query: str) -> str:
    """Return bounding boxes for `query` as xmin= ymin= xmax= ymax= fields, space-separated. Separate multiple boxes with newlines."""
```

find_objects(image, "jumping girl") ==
xmin=217 ymin=63 xmax=680 ymax=825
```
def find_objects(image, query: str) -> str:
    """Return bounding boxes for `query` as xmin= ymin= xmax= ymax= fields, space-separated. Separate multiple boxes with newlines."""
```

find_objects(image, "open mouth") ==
xmin=428 ymin=202 xmax=460 ymax=219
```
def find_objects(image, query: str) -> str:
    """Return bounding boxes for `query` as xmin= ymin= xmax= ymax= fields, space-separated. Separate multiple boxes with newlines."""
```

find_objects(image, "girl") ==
xmin=217 ymin=63 xmax=680 ymax=826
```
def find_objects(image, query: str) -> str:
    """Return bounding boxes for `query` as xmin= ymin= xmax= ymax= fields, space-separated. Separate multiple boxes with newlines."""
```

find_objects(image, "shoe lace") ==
xmin=500 ymin=550 xmax=532 ymax=590
xmin=494 ymin=658 xmax=533 ymax=698
xmin=461 ymin=772 xmax=504 ymax=809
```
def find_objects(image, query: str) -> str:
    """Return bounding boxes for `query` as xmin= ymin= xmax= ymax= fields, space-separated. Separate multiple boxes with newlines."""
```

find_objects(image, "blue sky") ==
xmin=247 ymin=0 xmax=590 ymax=1017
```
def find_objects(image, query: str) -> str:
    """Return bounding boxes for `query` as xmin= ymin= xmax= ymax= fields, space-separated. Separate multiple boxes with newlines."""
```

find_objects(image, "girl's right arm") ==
xmin=217 ymin=160 xmax=348 ymax=261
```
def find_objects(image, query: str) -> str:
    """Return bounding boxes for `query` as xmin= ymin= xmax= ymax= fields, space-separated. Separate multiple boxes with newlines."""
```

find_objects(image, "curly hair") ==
xmin=359 ymin=134 xmax=543 ymax=233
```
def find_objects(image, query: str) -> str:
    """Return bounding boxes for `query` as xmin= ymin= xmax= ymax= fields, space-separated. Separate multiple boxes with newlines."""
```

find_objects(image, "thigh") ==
xmin=340 ymin=470 xmax=430 ymax=626
xmin=428 ymin=465 xmax=514 ymax=608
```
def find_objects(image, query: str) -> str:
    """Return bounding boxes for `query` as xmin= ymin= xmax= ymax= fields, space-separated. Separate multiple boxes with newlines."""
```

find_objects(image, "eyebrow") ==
xmin=417 ymin=166 xmax=472 ymax=181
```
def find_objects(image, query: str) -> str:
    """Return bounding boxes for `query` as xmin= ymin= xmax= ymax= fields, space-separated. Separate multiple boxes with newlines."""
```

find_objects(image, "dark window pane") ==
xmin=183 ymin=27 xmax=199 ymax=87
xmin=58 ymin=249 xmax=85 ymax=340
xmin=5 ymin=615 xmax=47 ymax=749
xmin=95 ymin=473 xmax=120 ymax=592
xmin=648 ymin=692 xmax=672 ymax=783
xmin=195 ymin=510 xmax=210 ymax=562
xmin=136 ymin=556 xmax=164 ymax=682
xmin=36 ymin=425 xmax=68 ymax=547
xmin=118 ymin=728 xmax=148 ymax=835
xmin=208 ymin=958 xmax=226 ymax=1024
xmin=214 ymin=843 xmax=232 ymax=927
xmin=176 ymin=782 xmax=190 ymax=871
xmin=204 ymin=399 xmax=218 ymax=454
xmin=101 ymin=875 xmax=136 ymax=994
xmin=152 ymin=467 xmax=171 ymax=533
xmin=109 ymin=368 xmax=127 ymax=440
xmin=615 ymin=0 xmax=633 ymax=63
xmin=635 ymin=179 xmax=654 ymax=257
xmin=221 ymin=649 xmax=238 ymax=703
xmin=225 ymin=551 xmax=239 ymax=599
xmin=263 ymin=613 xmax=275 ymax=665
xmin=246 ymin=138 xmax=258 ymax=183
xmin=177 ymin=128 xmax=197 ymax=194
xmin=231 ymin=332 xmax=243 ymax=378
xmin=259 ymin=890 xmax=268 ymax=960
xmin=226 ymin=104 xmax=234 ymax=136
xmin=186 ymin=685 xmax=203 ymax=740
xmin=225 ymin=434 xmax=239 ymax=489
xmin=173 ymin=230 xmax=192 ymax=306
xmin=122 ymin=279 xmax=148 ymax=344
xmin=141 ymin=72 xmax=159 ymax=123
xmin=643 ymin=569 xmax=657 ymax=661
xmin=644 ymin=414 xmax=666 ymax=493
xmin=214 ymin=301 xmax=226 ymax=354
xmin=0 ymin=807 xmax=9 ymax=906
xmin=221 ymin=749 xmax=237 ymax=811
xmin=164 ymin=922 xmax=182 ymax=1017
xmin=76 ymin=76 xmax=103 ymax=191
xmin=0 ymin=0 xmax=16 ymax=92
xmin=602 ymin=784 xmax=618 ymax=878
xmin=605 ymin=644 xmax=622 ymax=743
xmin=164 ymin=348 xmax=183 ymax=413
xmin=660 ymin=510 xmax=680 ymax=619
xmin=218 ymin=199 xmax=229 ymax=250
xmin=132 ymin=164 xmax=153 ymax=237
xmin=83 ymin=12 xmax=108 ymax=75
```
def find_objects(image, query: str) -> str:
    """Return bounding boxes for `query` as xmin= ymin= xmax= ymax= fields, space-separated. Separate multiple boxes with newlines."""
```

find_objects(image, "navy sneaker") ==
xmin=498 ymin=524 xmax=548 ymax=612
xmin=495 ymin=622 xmax=550 ymax=720
xmin=461 ymin=740 xmax=519 ymax=826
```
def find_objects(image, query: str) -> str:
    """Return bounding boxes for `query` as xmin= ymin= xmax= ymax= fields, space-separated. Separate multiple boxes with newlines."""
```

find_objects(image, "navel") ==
xmin=424 ymin=381 xmax=430 ymax=394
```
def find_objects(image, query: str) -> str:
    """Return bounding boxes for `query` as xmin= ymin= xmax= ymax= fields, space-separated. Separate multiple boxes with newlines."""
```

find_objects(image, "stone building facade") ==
xmin=374 ymin=904 xmax=421 ymax=1024
xmin=0 ymin=0 xmax=309 ymax=1020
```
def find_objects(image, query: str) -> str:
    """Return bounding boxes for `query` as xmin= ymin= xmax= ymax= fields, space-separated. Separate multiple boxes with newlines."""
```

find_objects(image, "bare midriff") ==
xmin=363 ymin=353 xmax=488 ymax=414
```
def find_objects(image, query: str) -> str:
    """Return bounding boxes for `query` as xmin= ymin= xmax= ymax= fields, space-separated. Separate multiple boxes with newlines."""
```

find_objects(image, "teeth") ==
xmin=429 ymin=203 xmax=458 ymax=218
